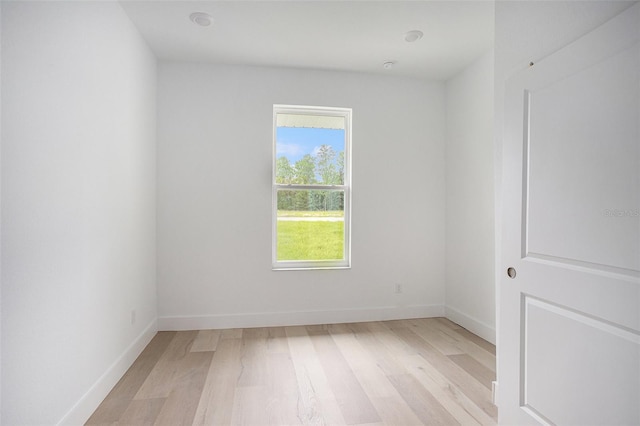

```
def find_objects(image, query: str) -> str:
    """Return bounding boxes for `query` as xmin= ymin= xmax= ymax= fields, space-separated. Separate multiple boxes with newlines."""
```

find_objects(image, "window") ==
xmin=272 ymin=105 xmax=351 ymax=270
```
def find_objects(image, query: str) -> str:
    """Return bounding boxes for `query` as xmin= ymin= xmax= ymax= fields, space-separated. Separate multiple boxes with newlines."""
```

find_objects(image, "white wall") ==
xmin=445 ymin=50 xmax=495 ymax=344
xmin=157 ymin=63 xmax=446 ymax=329
xmin=493 ymin=0 xmax=635 ymax=411
xmin=1 ymin=2 xmax=157 ymax=424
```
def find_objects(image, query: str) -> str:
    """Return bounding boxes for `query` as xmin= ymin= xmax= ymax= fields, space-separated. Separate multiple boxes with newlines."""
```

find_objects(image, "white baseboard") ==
xmin=57 ymin=319 xmax=158 ymax=426
xmin=445 ymin=305 xmax=496 ymax=345
xmin=158 ymin=305 xmax=445 ymax=331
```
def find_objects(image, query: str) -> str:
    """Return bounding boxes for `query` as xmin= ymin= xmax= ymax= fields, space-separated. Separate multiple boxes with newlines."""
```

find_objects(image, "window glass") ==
xmin=276 ymin=189 xmax=345 ymax=261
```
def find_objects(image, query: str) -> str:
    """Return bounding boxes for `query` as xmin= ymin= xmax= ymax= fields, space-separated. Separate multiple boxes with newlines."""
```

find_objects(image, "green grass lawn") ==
xmin=277 ymin=220 xmax=344 ymax=260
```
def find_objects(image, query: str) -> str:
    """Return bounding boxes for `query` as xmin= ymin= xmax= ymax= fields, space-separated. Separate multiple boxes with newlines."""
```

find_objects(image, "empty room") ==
xmin=1 ymin=1 xmax=638 ymax=425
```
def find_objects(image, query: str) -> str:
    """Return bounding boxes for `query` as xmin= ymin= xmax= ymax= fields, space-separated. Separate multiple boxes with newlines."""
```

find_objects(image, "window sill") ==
xmin=272 ymin=264 xmax=351 ymax=271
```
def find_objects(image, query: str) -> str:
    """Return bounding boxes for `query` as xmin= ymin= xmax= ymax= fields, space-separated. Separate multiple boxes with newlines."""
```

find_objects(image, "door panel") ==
xmin=526 ymin=44 xmax=639 ymax=272
xmin=499 ymin=3 xmax=640 ymax=424
xmin=523 ymin=296 xmax=640 ymax=425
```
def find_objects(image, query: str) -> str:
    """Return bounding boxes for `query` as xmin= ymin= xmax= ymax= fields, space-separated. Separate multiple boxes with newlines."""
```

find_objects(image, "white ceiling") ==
xmin=120 ymin=1 xmax=494 ymax=81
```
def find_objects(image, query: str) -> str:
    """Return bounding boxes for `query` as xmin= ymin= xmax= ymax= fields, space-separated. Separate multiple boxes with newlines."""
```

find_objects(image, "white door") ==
xmin=499 ymin=3 xmax=640 ymax=425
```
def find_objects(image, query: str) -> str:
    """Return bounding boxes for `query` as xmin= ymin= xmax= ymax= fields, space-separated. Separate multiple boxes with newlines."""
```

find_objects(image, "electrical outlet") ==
xmin=131 ymin=310 xmax=136 ymax=325
xmin=394 ymin=284 xmax=403 ymax=294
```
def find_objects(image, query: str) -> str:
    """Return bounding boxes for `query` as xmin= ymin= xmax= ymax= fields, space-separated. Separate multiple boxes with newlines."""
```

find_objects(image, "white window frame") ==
xmin=272 ymin=104 xmax=352 ymax=270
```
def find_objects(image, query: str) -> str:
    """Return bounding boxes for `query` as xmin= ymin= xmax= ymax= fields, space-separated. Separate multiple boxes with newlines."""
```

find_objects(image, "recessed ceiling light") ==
xmin=404 ymin=30 xmax=424 ymax=43
xmin=383 ymin=61 xmax=396 ymax=70
xmin=189 ymin=12 xmax=213 ymax=27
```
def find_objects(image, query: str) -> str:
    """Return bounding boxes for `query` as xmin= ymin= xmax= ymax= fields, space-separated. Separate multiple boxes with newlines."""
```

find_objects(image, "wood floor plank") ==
xmin=264 ymin=352 xmax=303 ymax=425
xmin=192 ymin=337 xmax=243 ymax=425
xmin=435 ymin=317 xmax=463 ymax=330
xmin=117 ymin=398 xmax=166 ymax=425
xmin=448 ymin=354 xmax=495 ymax=390
xmin=357 ymin=318 xmax=485 ymax=425
xmin=231 ymin=352 xmax=303 ymax=425
xmin=89 ymin=318 xmax=498 ymax=425
xmin=328 ymin=323 xmax=398 ymax=398
xmin=230 ymin=385 xmax=270 ymax=425
xmin=392 ymin=326 xmax=498 ymax=420
xmin=153 ymin=351 xmax=214 ymax=425
xmin=230 ymin=331 xmax=300 ymax=425
xmin=85 ymin=332 xmax=176 ymax=424
xmin=404 ymin=318 xmax=466 ymax=356
xmin=221 ymin=328 xmax=243 ymax=339
xmin=285 ymin=325 xmax=347 ymax=426
xmin=359 ymin=321 xmax=413 ymax=357
xmin=420 ymin=319 xmax=497 ymax=372
xmin=451 ymin=327 xmax=496 ymax=356
xmin=237 ymin=327 xmax=268 ymax=387
xmin=360 ymin=322 xmax=492 ymax=425
xmin=265 ymin=326 xmax=290 ymax=354
xmin=346 ymin=322 xmax=414 ymax=377
xmin=190 ymin=330 xmax=221 ymax=352
xmin=305 ymin=324 xmax=330 ymax=335
xmin=402 ymin=353 xmax=495 ymax=425
xmin=368 ymin=397 xmax=425 ymax=426
xmin=134 ymin=331 xmax=198 ymax=400
xmin=387 ymin=373 xmax=461 ymax=425
xmin=306 ymin=327 xmax=381 ymax=425
xmin=328 ymin=323 xmax=424 ymax=425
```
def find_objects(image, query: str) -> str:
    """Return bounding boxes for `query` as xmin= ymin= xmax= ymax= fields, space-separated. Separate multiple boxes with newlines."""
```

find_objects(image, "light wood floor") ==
xmin=87 ymin=318 xmax=497 ymax=425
